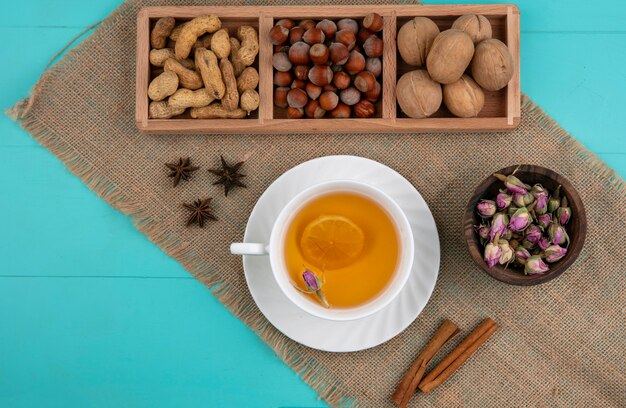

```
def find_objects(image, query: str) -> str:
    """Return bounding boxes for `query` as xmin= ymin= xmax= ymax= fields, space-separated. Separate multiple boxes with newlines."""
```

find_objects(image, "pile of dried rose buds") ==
xmin=475 ymin=170 xmax=571 ymax=275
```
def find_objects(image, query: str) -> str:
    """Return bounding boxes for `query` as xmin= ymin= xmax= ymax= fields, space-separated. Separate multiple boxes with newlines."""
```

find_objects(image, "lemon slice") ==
xmin=300 ymin=215 xmax=365 ymax=269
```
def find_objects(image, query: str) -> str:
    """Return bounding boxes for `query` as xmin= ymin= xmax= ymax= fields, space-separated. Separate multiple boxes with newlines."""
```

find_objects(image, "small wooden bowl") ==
xmin=463 ymin=165 xmax=586 ymax=286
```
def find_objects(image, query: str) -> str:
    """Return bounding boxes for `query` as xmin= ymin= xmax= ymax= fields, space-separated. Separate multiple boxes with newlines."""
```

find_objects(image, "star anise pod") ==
xmin=165 ymin=157 xmax=199 ymax=187
xmin=183 ymin=198 xmax=217 ymax=227
xmin=209 ymin=155 xmax=246 ymax=196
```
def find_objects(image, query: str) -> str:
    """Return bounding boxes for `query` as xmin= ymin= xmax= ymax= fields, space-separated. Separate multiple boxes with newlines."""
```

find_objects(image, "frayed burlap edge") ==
xmin=4 ymin=2 xmax=624 ymax=405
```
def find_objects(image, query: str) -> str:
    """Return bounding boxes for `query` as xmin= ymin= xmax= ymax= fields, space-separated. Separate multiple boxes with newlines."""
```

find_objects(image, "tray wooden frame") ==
xmin=136 ymin=4 xmax=520 ymax=133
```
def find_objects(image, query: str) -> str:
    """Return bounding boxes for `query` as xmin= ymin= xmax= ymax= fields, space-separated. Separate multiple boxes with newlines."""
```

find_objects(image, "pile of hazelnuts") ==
xmin=270 ymin=13 xmax=384 ymax=119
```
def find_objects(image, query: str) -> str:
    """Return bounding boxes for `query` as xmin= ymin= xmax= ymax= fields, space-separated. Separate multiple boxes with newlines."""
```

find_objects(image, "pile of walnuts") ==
xmin=396 ymin=14 xmax=514 ymax=119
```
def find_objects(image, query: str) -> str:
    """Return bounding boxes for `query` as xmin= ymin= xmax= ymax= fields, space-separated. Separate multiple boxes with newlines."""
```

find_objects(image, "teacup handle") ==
xmin=230 ymin=243 xmax=269 ymax=255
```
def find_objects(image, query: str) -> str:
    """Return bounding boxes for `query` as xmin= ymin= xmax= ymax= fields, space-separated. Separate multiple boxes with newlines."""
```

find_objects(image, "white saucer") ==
xmin=242 ymin=156 xmax=440 ymax=352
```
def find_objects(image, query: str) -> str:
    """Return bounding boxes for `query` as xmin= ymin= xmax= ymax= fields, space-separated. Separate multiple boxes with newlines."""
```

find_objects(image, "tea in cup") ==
xmin=231 ymin=180 xmax=414 ymax=321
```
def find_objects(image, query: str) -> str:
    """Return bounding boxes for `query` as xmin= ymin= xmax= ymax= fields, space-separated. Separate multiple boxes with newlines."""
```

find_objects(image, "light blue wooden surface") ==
xmin=1 ymin=1 xmax=624 ymax=407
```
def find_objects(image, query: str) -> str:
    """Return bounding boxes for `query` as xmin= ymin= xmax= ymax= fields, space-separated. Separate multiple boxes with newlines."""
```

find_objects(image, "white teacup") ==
xmin=231 ymin=180 xmax=414 ymax=321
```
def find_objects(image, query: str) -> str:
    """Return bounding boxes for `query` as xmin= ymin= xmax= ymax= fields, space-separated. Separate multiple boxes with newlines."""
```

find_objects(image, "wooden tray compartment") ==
xmin=136 ymin=5 xmax=520 ymax=133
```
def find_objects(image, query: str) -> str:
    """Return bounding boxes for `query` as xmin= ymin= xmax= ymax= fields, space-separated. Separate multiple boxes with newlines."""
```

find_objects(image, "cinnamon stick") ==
xmin=418 ymin=318 xmax=498 ymax=393
xmin=392 ymin=320 xmax=459 ymax=407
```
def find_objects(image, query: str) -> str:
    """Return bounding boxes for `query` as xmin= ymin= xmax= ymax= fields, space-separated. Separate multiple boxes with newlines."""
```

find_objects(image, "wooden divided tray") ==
xmin=136 ymin=4 xmax=520 ymax=133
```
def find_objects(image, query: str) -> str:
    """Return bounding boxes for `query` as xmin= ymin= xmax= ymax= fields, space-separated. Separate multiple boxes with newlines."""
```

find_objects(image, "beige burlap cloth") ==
xmin=7 ymin=0 xmax=625 ymax=406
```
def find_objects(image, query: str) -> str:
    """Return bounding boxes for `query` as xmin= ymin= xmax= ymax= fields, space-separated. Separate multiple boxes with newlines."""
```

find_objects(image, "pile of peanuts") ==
xmin=147 ymin=15 xmax=260 ymax=119
xmin=270 ymin=13 xmax=384 ymax=119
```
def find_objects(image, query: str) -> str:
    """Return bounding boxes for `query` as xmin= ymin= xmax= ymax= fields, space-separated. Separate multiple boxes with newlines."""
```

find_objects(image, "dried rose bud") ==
xmin=498 ymin=240 xmax=514 ymax=265
xmin=507 ymin=205 xmax=519 ymax=216
xmin=514 ymin=246 xmax=531 ymax=263
xmin=525 ymin=255 xmax=549 ymax=275
xmin=538 ymin=237 xmax=550 ymax=250
xmin=484 ymin=242 xmax=501 ymax=268
xmin=298 ymin=269 xmax=329 ymax=308
xmin=494 ymin=172 xmax=531 ymax=195
xmin=489 ymin=213 xmax=508 ymax=241
xmin=476 ymin=224 xmax=490 ymax=241
xmin=302 ymin=269 xmax=320 ymax=291
xmin=548 ymin=185 xmax=561 ymax=213
xmin=502 ymin=228 xmax=512 ymax=240
xmin=531 ymin=184 xmax=545 ymax=195
xmin=556 ymin=206 xmax=571 ymax=225
xmin=496 ymin=192 xmax=512 ymax=209
xmin=535 ymin=197 xmax=548 ymax=214
xmin=537 ymin=213 xmax=552 ymax=229
xmin=548 ymin=223 xmax=569 ymax=247
xmin=532 ymin=184 xmax=549 ymax=215
xmin=544 ymin=245 xmax=568 ymax=263
xmin=521 ymin=238 xmax=536 ymax=250
xmin=476 ymin=199 xmax=496 ymax=218
xmin=509 ymin=239 xmax=520 ymax=249
xmin=525 ymin=224 xmax=543 ymax=244
xmin=513 ymin=192 xmax=534 ymax=207
xmin=508 ymin=207 xmax=531 ymax=232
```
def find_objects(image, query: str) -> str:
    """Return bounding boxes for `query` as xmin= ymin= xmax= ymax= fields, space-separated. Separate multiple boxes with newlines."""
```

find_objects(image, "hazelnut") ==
xmin=324 ymin=84 xmax=338 ymax=93
xmin=319 ymin=91 xmax=339 ymax=111
xmin=353 ymin=99 xmax=376 ymax=118
xmin=276 ymin=19 xmax=295 ymax=29
xmin=274 ymin=70 xmax=293 ymax=87
xmin=337 ymin=18 xmax=358 ymax=34
xmin=442 ymin=74 xmax=485 ymax=117
xmin=287 ymin=106 xmax=304 ymax=118
xmin=335 ymin=30 xmax=356 ymax=50
xmin=340 ymin=86 xmax=361 ymax=106
xmin=287 ymin=88 xmax=308 ymax=108
xmin=451 ymin=14 xmax=492 ymax=44
xmin=270 ymin=25 xmax=289 ymax=45
xmin=357 ymin=28 xmax=374 ymax=44
xmin=344 ymin=50 xmax=366 ymax=75
xmin=293 ymin=65 xmax=309 ymax=81
xmin=329 ymin=43 xmax=350 ymax=65
xmin=291 ymin=79 xmax=307 ymax=90
xmin=303 ymin=27 xmax=325 ymax=45
xmin=363 ymin=35 xmax=383 ymax=58
xmin=305 ymin=99 xmax=326 ymax=118
xmin=309 ymin=43 xmax=329 ymax=64
xmin=272 ymin=52 xmax=292 ymax=72
xmin=354 ymin=71 xmax=376 ymax=92
xmin=298 ymin=19 xmax=316 ymax=30
xmin=363 ymin=13 xmax=384 ymax=33
xmin=396 ymin=69 xmax=442 ymax=118
xmin=288 ymin=41 xmax=311 ymax=65
xmin=366 ymin=57 xmax=382 ymax=77
xmin=316 ymin=19 xmax=337 ymax=39
xmin=308 ymin=65 xmax=334 ymax=87
xmin=274 ymin=86 xmax=289 ymax=108
xmin=289 ymin=27 xmax=305 ymax=44
xmin=365 ymin=80 xmax=381 ymax=102
xmin=329 ymin=103 xmax=351 ymax=118
xmin=273 ymin=44 xmax=290 ymax=53
xmin=306 ymin=82 xmax=323 ymax=100
xmin=333 ymin=71 xmax=351 ymax=89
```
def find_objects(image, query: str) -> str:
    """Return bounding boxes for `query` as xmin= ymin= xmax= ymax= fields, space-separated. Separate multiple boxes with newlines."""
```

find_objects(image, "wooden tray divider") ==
xmin=506 ymin=5 xmax=521 ymax=126
xmin=258 ymin=12 xmax=274 ymax=123
xmin=382 ymin=10 xmax=397 ymax=122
